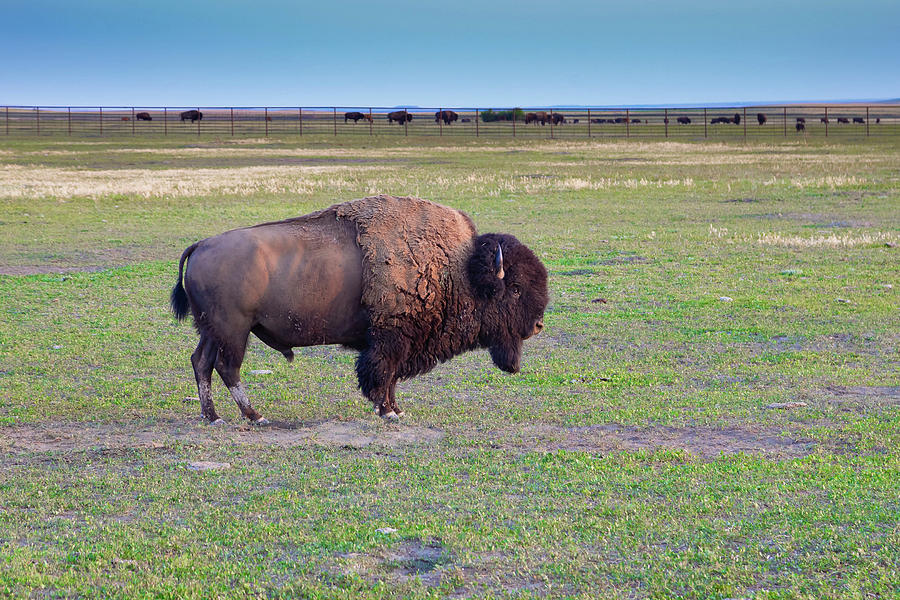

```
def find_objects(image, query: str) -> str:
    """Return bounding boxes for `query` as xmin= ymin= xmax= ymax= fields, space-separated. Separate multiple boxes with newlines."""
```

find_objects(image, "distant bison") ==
xmin=677 ymin=116 xmax=691 ymax=125
xmin=821 ymin=117 xmax=830 ymax=124
xmin=121 ymin=117 xmax=130 ymax=121
xmin=836 ymin=117 xmax=850 ymax=124
xmin=525 ymin=112 xmax=549 ymax=125
xmin=180 ymin=110 xmax=203 ymax=123
xmin=551 ymin=113 xmax=566 ymax=125
xmin=171 ymin=195 xmax=549 ymax=424
xmin=733 ymin=113 xmax=741 ymax=125
xmin=710 ymin=116 xmax=731 ymax=124
xmin=387 ymin=110 xmax=412 ymax=124
xmin=853 ymin=117 xmax=865 ymax=124
xmin=135 ymin=112 xmax=152 ymax=121
xmin=630 ymin=118 xmax=641 ymax=124
xmin=757 ymin=113 xmax=767 ymax=125
xmin=796 ymin=117 xmax=806 ymax=124
xmin=796 ymin=122 xmax=805 ymax=132
xmin=344 ymin=111 xmax=366 ymax=123
xmin=435 ymin=110 xmax=459 ymax=125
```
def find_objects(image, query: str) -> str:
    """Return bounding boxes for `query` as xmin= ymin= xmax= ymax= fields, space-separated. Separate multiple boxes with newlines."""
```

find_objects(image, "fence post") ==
xmin=231 ymin=108 xmax=234 ymax=136
xmin=369 ymin=108 xmax=373 ymax=136
xmin=299 ymin=108 xmax=303 ymax=136
xmin=36 ymin=107 xmax=39 ymax=135
xmin=164 ymin=108 xmax=167 ymax=136
xmin=5 ymin=106 xmax=8 ymax=135
xmin=404 ymin=109 xmax=408 ymax=136
xmin=475 ymin=109 xmax=479 ymax=137
xmin=547 ymin=109 xmax=551 ymax=139
xmin=67 ymin=107 xmax=71 ymax=136
xmin=131 ymin=107 xmax=135 ymax=135
xmin=825 ymin=107 xmax=828 ymax=137
xmin=265 ymin=107 xmax=269 ymax=137
xmin=333 ymin=107 xmax=337 ymax=136
xmin=626 ymin=109 xmax=630 ymax=138
xmin=587 ymin=108 xmax=591 ymax=138
xmin=743 ymin=107 xmax=747 ymax=140
xmin=866 ymin=107 xmax=870 ymax=136
xmin=514 ymin=108 xmax=518 ymax=138
xmin=439 ymin=108 xmax=443 ymax=136
xmin=196 ymin=108 xmax=200 ymax=136
xmin=704 ymin=108 xmax=707 ymax=138
xmin=99 ymin=107 xmax=102 ymax=135
xmin=664 ymin=108 xmax=668 ymax=138
xmin=783 ymin=107 xmax=786 ymax=137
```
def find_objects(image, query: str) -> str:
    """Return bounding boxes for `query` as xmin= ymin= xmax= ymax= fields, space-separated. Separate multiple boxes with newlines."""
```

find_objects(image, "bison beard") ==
xmin=171 ymin=195 xmax=548 ymax=423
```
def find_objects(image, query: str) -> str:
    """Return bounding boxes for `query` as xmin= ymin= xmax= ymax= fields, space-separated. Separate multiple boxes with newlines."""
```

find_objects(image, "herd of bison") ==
xmin=115 ymin=109 xmax=878 ymax=131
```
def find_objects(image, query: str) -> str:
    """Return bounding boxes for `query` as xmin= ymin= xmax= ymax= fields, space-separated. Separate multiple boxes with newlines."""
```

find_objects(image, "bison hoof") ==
xmin=251 ymin=417 xmax=270 ymax=426
xmin=209 ymin=418 xmax=227 ymax=426
xmin=381 ymin=411 xmax=400 ymax=421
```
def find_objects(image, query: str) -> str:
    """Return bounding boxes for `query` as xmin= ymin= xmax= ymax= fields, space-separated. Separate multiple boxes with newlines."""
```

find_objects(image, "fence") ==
xmin=2 ymin=105 xmax=898 ymax=140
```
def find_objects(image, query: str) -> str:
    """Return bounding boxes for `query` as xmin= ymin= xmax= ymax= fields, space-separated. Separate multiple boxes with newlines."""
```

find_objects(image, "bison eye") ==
xmin=510 ymin=284 xmax=521 ymax=296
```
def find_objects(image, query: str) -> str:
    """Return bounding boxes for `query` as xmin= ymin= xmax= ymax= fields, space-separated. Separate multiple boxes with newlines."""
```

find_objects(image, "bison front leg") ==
xmin=356 ymin=337 xmax=404 ymax=421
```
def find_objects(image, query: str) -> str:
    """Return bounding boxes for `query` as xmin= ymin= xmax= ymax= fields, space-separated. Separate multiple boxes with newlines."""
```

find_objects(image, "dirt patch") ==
xmin=491 ymin=423 xmax=817 ymax=460
xmin=824 ymin=386 xmax=900 ymax=408
xmin=1 ymin=420 xmax=823 ymax=460
xmin=0 ymin=265 xmax=108 ymax=276
xmin=0 ymin=419 xmax=444 ymax=454
xmin=330 ymin=538 xmax=449 ymax=587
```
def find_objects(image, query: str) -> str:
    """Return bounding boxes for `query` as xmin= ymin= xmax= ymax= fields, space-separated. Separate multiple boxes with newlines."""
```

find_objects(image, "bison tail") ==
xmin=171 ymin=242 xmax=199 ymax=321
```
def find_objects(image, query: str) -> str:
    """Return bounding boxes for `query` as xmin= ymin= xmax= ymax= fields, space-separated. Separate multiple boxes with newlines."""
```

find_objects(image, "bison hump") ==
xmin=335 ymin=195 xmax=476 ymax=327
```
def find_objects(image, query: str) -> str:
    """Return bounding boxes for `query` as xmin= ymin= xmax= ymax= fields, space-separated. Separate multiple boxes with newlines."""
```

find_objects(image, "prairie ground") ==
xmin=1 ymin=135 xmax=898 ymax=599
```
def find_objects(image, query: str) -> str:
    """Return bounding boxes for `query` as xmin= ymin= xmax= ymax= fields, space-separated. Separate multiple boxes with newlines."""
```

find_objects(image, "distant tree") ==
xmin=481 ymin=108 xmax=525 ymax=122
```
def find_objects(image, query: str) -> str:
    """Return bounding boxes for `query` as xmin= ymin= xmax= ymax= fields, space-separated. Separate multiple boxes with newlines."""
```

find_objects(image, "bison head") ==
xmin=467 ymin=233 xmax=548 ymax=373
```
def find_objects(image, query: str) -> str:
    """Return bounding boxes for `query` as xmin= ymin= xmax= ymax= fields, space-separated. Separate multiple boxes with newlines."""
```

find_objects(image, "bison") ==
xmin=526 ymin=112 xmax=549 ymax=125
xmin=136 ymin=112 xmax=152 ymax=121
xmin=435 ymin=110 xmax=459 ymax=125
xmin=180 ymin=110 xmax=203 ymax=123
xmin=733 ymin=113 xmax=741 ymax=125
xmin=796 ymin=117 xmax=806 ymax=124
xmin=796 ymin=122 xmax=805 ymax=132
xmin=171 ymin=195 xmax=549 ymax=424
xmin=387 ymin=110 xmax=412 ymax=124
xmin=821 ymin=117 xmax=830 ymax=124
xmin=344 ymin=111 xmax=366 ymax=123
xmin=551 ymin=113 xmax=566 ymax=125
xmin=677 ymin=116 xmax=691 ymax=125
xmin=757 ymin=113 xmax=767 ymax=125
xmin=853 ymin=117 xmax=865 ymax=124
xmin=837 ymin=117 xmax=850 ymax=124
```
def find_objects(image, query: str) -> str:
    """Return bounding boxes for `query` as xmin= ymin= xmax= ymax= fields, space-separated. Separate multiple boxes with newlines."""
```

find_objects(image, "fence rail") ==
xmin=2 ymin=105 xmax=898 ymax=140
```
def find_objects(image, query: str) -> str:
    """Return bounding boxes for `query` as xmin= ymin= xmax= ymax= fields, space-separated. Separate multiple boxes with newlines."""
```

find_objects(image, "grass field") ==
xmin=1 ymin=134 xmax=899 ymax=599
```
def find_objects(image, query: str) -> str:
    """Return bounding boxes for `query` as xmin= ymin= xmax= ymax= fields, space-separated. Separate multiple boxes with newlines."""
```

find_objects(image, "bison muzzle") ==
xmin=171 ymin=195 xmax=549 ymax=424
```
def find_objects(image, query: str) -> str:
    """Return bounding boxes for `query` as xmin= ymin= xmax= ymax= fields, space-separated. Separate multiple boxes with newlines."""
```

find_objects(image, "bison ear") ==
xmin=468 ymin=235 xmax=506 ymax=298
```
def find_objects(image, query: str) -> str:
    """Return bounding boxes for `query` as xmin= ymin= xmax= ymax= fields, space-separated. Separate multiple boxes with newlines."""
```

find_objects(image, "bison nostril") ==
xmin=535 ymin=320 xmax=544 ymax=332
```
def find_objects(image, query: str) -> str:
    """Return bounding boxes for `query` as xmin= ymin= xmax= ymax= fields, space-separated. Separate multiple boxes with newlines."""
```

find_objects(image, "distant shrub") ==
xmin=481 ymin=108 xmax=525 ymax=123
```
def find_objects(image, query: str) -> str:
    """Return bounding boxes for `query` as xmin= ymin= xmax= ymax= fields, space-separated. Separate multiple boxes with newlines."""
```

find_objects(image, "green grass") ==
xmin=1 ymin=135 xmax=899 ymax=598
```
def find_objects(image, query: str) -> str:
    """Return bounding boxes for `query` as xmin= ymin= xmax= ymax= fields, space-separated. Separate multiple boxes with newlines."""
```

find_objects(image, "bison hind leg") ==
xmin=191 ymin=336 xmax=223 ymax=424
xmin=213 ymin=333 xmax=268 ymax=424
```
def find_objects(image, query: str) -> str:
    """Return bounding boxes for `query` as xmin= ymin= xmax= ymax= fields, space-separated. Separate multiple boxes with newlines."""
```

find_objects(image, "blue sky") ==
xmin=1 ymin=0 xmax=897 ymax=107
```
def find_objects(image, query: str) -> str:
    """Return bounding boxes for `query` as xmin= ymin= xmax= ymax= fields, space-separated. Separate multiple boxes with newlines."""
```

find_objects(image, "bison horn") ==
xmin=495 ymin=244 xmax=505 ymax=279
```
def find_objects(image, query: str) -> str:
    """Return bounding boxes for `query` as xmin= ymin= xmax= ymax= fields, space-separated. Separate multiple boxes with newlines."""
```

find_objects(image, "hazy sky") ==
xmin=1 ymin=0 xmax=897 ymax=107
